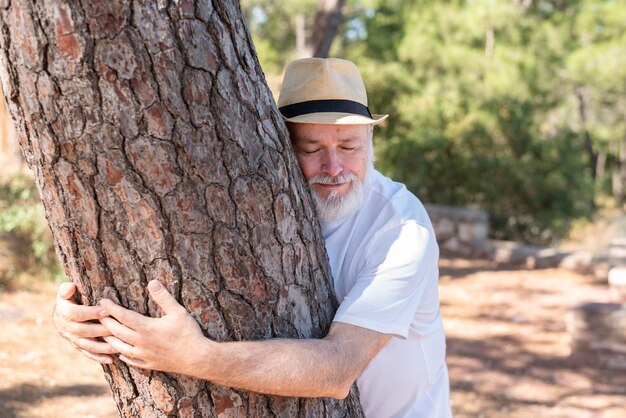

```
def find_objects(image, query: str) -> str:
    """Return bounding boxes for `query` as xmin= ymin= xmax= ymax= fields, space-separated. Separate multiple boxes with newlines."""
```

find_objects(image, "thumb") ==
xmin=57 ymin=282 xmax=76 ymax=300
xmin=148 ymin=280 xmax=184 ymax=315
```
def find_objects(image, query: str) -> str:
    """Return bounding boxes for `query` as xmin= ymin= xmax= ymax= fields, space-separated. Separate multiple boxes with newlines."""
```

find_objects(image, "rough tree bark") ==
xmin=0 ymin=1 xmax=363 ymax=417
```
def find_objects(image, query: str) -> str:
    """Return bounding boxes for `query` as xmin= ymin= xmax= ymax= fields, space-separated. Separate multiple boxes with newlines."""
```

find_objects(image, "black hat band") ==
xmin=279 ymin=99 xmax=373 ymax=119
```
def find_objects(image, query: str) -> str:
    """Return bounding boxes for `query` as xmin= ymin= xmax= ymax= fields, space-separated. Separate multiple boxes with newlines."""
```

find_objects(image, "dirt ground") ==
xmin=1 ymin=257 xmax=625 ymax=418
xmin=439 ymin=257 xmax=626 ymax=418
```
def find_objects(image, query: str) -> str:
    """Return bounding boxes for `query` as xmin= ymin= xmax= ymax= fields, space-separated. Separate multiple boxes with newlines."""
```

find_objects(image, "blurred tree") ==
xmin=242 ymin=0 xmax=318 ymax=72
xmin=242 ymin=0 xmax=357 ymax=70
xmin=241 ymin=0 xmax=318 ymax=74
xmin=346 ymin=0 xmax=598 ymax=244
xmin=214 ymin=0 xmax=624 ymax=244
xmin=566 ymin=0 xmax=626 ymax=203
xmin=308 ymin=0 xmax=347 ymax=57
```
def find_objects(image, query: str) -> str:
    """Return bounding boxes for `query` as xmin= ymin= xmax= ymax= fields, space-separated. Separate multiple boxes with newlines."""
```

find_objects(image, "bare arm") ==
xmin=196 ymin=322 xmax=390 ymax=398
xmin=101 ymin=280 xmax=391 ymax=398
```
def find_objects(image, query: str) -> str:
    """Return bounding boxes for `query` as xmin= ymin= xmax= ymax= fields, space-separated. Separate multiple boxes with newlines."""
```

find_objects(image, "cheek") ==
xmin=347 ymin=154 xmax=368 ymax=178
xmin=296 ymin=156 xmax=319 ymax=180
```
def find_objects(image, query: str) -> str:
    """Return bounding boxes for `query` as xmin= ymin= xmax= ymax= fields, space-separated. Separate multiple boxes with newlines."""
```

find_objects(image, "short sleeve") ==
xmin=332 ymin=221 xmax=438 ymax=339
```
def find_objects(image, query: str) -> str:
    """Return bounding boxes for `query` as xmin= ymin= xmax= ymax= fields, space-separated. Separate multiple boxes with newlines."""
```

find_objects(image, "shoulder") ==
xmin=357 ymin=171 xmax=438 ymax=263
xmin=363 ymin=170 xmax=434 ymax=235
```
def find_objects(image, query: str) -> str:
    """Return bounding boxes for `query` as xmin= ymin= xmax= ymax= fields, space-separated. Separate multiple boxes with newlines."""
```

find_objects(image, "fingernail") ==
xmin=148 ymin=280 xmax=162 ymax=292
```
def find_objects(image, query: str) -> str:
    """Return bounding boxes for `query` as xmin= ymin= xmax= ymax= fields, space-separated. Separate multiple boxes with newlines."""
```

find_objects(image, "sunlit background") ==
xmin=1 ymin=1 xmax=626 ymax=417
xmin=244 ymin=0 xmax=626 ymax=245
xmin=1 ymin=0 xmax=625 ymax=287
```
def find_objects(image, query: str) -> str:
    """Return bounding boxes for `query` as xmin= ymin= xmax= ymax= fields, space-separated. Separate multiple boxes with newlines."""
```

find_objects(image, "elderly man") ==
xmin=53 ymin=58 xmax=452 ymax=417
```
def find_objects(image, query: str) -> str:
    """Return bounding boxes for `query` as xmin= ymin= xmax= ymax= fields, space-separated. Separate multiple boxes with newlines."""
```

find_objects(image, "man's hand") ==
xmin=100 ymin=280 xmax=209 ymax=376
xmin=100 ymin=280 xmax=391 ymax=399
xmin=53 ymin=282 xmax=118 ymax=364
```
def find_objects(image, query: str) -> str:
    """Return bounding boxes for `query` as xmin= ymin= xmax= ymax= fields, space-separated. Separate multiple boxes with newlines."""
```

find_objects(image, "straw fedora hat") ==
xmin=277 ymin=58 xmax=388 ymax=125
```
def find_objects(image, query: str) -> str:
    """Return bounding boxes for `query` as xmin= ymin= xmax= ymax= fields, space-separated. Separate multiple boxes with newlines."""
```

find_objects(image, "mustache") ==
xmin=308 ymin=172 xmax=358 ymax=186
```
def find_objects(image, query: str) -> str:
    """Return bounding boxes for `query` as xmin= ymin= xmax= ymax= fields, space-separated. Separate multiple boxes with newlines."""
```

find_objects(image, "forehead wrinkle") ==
xmin=290 ymin=123 xmax=370 ymax=146
xmin=293 ymin=137 xmax=325 ymax=147
xmin=296 ymin=136 xmax=364 ymax=146
xmin=338 ymin=137 xmax=362 ymax=143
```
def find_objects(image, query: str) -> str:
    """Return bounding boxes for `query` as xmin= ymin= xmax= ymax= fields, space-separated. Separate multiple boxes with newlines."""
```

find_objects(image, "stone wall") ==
xmin=425 ymin=204 xmax=489 ymax=255
xmin=424 ymin=203 xmax=595 ymax=273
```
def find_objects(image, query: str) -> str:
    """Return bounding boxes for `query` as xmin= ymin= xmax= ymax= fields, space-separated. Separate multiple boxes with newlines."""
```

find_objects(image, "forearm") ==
xmin=100 ymin=282 xmax=390 ymax=392
xmin=193 ymin=337 xmax=356 ymax=399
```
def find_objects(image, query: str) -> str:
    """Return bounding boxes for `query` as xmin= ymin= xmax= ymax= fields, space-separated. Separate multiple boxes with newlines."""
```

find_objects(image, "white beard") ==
xmin=309 ymin=159 xmax=374 ymax=222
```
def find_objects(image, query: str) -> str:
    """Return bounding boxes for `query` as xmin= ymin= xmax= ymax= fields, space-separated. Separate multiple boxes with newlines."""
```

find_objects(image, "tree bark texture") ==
xmin=0 ymin=1 xmax=364 ymax=417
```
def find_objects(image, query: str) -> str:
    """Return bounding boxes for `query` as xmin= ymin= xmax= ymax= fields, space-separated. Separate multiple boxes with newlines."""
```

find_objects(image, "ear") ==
xmin=286 ymin=121 xmax=295 ymax=136
xmin=286 ymin=122 xmax=299 ymax=147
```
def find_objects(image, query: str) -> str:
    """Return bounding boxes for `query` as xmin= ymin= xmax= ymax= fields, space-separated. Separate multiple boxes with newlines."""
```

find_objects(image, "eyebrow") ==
xmin=298 ymin=137 xmax=362 ymax=144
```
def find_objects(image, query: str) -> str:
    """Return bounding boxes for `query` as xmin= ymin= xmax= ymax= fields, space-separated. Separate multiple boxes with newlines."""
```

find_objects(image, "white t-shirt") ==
xmin=321 ymin=170 xmax=452 ymax=418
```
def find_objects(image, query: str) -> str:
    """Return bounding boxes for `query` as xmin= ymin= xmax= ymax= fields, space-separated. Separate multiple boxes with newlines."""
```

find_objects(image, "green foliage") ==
xmin=242 ymin=0 xmax=318 ymax=72
xmin=246 ymin=0 xmax=623 ymax=245
xmin=0 ymin=173 xmax=62 ymax=289
xmin=348 ymin=0 xmax=614 ymax=245
xmin=566 ymin=0 xmax=626 ymax=157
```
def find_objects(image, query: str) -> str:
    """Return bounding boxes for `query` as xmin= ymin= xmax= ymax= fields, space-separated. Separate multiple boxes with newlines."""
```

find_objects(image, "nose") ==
xmin=321 ymin=150 xmax=343 ymax=177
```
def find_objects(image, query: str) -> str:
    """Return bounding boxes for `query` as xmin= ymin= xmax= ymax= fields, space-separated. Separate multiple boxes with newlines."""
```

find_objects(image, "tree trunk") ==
xmin=575 ymin=87 xmax=597 ymax=181
xmin=295 ymin=13 xmax=307 ymax=58
xmin=485 ymin=21 xmax=494 ymax=58
xmin=0 ymin=1 xmax=363 ymax=417
xmin=612 ymin=160 xmax=623 ymax=203
xmin=596 ymin=148 xmax=606 ymax=185
xmin=308 ymin=0 xmax=346 ymax=58
xmin=617 ymin=136 xmax=626 ymax=207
